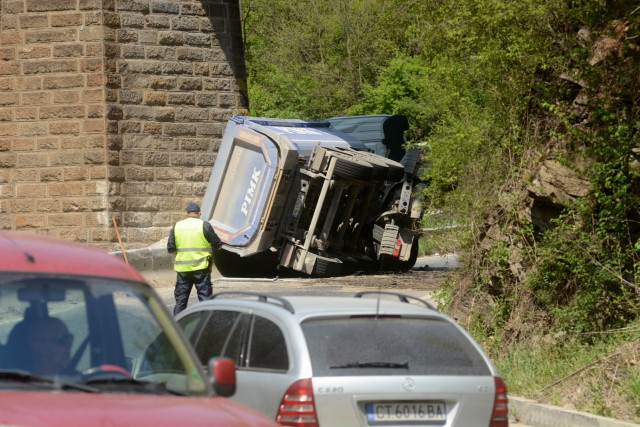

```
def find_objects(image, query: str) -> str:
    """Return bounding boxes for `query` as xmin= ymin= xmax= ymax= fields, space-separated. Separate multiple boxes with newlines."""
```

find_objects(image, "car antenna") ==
xmin=375 ymin=288 xmax=381 ymax=319
xmin=1 ymin=231 xmax=35 ymax=263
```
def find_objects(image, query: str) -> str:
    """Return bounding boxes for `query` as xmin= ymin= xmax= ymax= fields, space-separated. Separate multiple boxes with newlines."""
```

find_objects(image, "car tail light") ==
xmin=276 ymin=378 xmax=319 ymax=427
xmin=489 ymin=376 xmax=509 ymax=427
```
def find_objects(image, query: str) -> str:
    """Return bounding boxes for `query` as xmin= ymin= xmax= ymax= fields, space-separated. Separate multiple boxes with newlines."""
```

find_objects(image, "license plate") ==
xmin=366 ymin=402 xmax=446 ymax=423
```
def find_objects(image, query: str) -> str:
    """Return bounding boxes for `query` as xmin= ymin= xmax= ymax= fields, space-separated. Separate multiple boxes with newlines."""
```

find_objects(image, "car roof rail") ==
xmin=209 ymin=291 xmax=295 ymax=314
xmin=354 ymin=291 xmax=436 ymax=310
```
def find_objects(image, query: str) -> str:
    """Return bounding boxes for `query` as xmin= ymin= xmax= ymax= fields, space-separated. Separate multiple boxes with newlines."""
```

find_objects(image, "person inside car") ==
xmin=25 ymin=316 xmax=75 ymax=376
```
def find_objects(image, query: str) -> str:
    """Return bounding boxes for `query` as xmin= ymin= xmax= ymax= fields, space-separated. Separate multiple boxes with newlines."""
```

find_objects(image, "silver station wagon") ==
xmin=176 ymin=291 xmax=509 ymax=427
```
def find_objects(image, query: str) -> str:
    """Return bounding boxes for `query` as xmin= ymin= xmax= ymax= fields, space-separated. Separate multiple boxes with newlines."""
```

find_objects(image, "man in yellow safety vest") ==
xmin=167 ymin=202 xmax=222 ymax=315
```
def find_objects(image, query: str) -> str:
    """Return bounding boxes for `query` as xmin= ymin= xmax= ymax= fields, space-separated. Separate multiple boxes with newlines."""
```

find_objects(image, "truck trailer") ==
xmin=201 ymin=115 xmax=423 ymax=277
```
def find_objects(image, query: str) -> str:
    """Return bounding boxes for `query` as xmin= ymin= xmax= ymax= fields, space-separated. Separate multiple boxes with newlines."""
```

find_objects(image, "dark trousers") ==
xmin=173 ymin=268 xmax=212 ymax=315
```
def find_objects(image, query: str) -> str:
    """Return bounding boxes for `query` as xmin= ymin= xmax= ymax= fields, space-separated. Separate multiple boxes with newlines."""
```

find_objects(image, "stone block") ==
xmin=122 ymin=45 xmax=145 ymax=58
xmin=142 ymin=122 xmax=162 ymax=134
xmin=117 ymin=28 xmax=139 ymax=43
xmin=171 ymin=16 xmax=200 ymax=31
xmin=84 ymin=149 xmax=106 ymax=164
xmin=64 ymin=167 xmax=88 ymax=181
xmin=121 ymin=14 xmax=145 ymax=28
xmin=50 ymin=152 xmax=84 ymax=166
xmin=11 ymin=138 xmax=35 ymax=151
xmin=21 ymin=92 xmax=50 ymax=105
xmin=79 ymin=26 xmax=103 ymax=42
xmin=124 ymin=211 xmax=153 ymax=227
xmin=138 ymin=30 xmax=158 ymax=44
xmin=0 ymin=31 xmax=24 ymax=46
xmin=20 ymin=15 xmax=49 ymax=29
xmin=25 ymin=29 xmax=76 ymax=44
xmin=80 ymin=0 xmax=103 ymax=10
xmin=50 ymin=121 xmax=81 ymax=135
xmin=167 ymin=93 xmax=195 ymax=105
xmin=59 ymin=137 xmax=84 ymax=150
xmin=83 ymin=89 xmax=105 ymax=103
xmin=149 ymin=76 xmax=176 ymax=90
xmin=0 ymin=78 xmax=14 ymax=91
xmin=12 ymin=169 xmax=38 ymax=182
xmin=174 ymin=182 xmax=193 ymax=195
xmin=26 ymin=0 xmax=76 ymax=12
xmin=15 ymin=107 xmax=38 ymax=120
xmin=180 ymin=3 xmax=207 ymax=16
xmin=40 ymin=168 xmax=64 ymax=182
xmin=145 ymin=182 xmax=173 ymax=195
xmin=18 ymin=46 xmax=51 ymax=59
xmin=143 ymin=91 xmax=166 ymax=105
xmin=81 ymin=58 xmax=103 ymax=72
xmin=62 ymin=198 xmax=91 ymax=212
xmin=51 ymin=13 xmax=83 ymax=27
xmin=58 ymin=227 xmax=90 ymax=242
xmin=158 ymin=31 xmax=184 ymax=46
xmin=48 ymin=213 xmax=85 ymax=227
xmin=145 ymin=15 xmax=170 ymax=29
xmin=126 ymin=196 xmax=159 ymax=212
xmin=164 ymin=122 xmax=196 ymax=136
xmin=87 ymin=74 xmax=105 ymax=87
xmin=84 ymin=119 xmax=105 ymax=133
xmin=144 ymin=152 xmax=170 ymax=166
xmin=53 ymin=90 xmax=81 ymax=104
xmin=48 ymin=182 xmax=85 ymax=197
xmin=0 ymin=92 xmax=19 ymax=106
xmin=125 ymin=166 xmax=154 ymax=181
xmin=15 ymin=77 xmax=41 ymax=91
xmin=40 ymin=105 xmax=86 ymax=119
xmin=0 ymin=109 xmax=13 ymax=121
xmin=89 ymin=166 xmax=108 ymax=180
xmin=15 ymin=214 xmax=47 ymax=229
xmin=16 ymin=122 xmax=45 ymax=137
xmin=37 ymin=199 xmax=62 ymax=212
xmin=16 ymin=184 xmax=47 ymax=198
xmin=87 ymin=105 xmax=104 ymax=118
xmin=175 ymin=107 xmax=208 ymax=122
xmin=37 ymin=138 xmax=60 ymax=150
xmin=122 ymin=105 xmax=153 ymax=120
xmin=151 ymin=1 xmax=179 ymax=14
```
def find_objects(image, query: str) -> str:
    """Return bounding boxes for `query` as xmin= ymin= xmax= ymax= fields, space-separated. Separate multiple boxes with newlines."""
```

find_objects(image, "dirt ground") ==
xmin=144 ymin=268 xmax=457 ymax=292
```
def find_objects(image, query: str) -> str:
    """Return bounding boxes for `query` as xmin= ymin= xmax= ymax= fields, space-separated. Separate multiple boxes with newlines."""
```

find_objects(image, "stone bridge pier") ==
xmin=0 ymin=0 xmax=247 ymax=250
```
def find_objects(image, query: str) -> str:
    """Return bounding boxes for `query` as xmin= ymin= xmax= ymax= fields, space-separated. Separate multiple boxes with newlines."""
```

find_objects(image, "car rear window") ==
xmin=301 ymin=316 xmax=491 ymax=377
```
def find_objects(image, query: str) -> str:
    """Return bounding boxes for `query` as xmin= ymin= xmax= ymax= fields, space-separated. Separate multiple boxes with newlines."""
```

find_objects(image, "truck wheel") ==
xmin=312 ymin=255 xmax=343 ymax=277
xmin=330 ymin=154 xmax=373 ymax=180
xmin=213 ymin=250 xmax=278 ymax=278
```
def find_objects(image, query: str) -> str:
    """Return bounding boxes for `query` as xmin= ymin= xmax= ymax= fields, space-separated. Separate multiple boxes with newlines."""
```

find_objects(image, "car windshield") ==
xmin=0 ymin=273 xmax=208 ymax=396
xmin=301 ymin=316 xmax=491 ymax=377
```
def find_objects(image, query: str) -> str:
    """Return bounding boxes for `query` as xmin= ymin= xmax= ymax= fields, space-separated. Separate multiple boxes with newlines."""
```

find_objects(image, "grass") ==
xmin=486 ymin=326 xmax=640 ymax=422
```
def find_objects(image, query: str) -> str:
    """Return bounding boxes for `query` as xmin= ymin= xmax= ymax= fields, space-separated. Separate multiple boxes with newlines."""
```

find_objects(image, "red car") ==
xmin=0 ymin=231 xmax=279 ymax=427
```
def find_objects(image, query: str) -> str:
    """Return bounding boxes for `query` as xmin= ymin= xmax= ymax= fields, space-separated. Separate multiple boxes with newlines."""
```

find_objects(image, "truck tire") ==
xmin=330 ymin=154 xmax=373 ymax=180
xmin=213 ymin=250 xmax=278 ymax=278
xmin=312 ymin=254 xmax=343 ymax=277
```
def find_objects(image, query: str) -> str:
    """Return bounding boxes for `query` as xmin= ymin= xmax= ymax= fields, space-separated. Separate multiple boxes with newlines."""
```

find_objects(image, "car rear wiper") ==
xmin=81 ymin=377 xmax=187 ymax=395
xmin=0 ymin=369 xmax=98 ymax=393
xmin=330 ymin=361 xmax=409 ymax=369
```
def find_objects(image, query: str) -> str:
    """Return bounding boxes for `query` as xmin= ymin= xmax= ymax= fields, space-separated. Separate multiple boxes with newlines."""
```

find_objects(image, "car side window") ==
xmin=178 ymin=310 xmax=249 ymax=367
xmin=247 ymin=315 xmax=288 ymax=371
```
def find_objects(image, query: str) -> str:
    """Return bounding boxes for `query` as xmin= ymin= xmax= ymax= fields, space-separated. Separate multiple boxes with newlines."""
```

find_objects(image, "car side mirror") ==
xmin=208 ymin=357 xmax=236 ymax=397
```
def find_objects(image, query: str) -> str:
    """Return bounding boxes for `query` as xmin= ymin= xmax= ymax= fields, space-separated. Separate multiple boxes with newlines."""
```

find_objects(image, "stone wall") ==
xmin=0 ymin=0 xmax=247 ymax=250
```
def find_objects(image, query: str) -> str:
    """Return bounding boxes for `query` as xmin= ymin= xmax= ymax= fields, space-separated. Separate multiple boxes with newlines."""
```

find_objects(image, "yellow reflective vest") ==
xmin=173 ymin=217 xmax=211 ymax=272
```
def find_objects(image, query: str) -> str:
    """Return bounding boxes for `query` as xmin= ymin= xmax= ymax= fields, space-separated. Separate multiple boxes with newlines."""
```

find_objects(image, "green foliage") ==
xmin=242 ymin=0 xmax=640 ymax=416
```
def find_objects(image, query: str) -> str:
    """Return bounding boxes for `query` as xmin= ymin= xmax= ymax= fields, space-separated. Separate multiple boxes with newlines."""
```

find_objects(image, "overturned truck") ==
xmin=201 ymin=115 xmax=423 ymax=277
